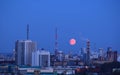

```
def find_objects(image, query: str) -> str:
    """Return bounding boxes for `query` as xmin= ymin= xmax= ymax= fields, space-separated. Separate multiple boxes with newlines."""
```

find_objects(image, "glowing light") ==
xmin=69 ymin=38 xmax=76 ymax=45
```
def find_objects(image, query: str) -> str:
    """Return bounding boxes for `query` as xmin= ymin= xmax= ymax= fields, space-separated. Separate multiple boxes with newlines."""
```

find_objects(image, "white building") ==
xmin=15 ymin=40 xmax=37 ymax=65
xmin=32 ymin=50 xmax=50 ymax=67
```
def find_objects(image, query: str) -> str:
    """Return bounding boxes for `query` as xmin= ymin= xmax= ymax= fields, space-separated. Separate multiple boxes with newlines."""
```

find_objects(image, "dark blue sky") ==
xmin=0 ymin=0 xmax=120 ymax=53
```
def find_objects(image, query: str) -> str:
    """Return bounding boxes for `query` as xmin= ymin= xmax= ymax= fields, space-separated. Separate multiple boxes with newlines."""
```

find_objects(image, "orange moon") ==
xmin=70 ymin=38 xmax=76 ymax=45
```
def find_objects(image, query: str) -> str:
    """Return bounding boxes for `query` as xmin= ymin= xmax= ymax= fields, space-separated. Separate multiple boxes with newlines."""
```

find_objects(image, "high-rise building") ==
xmin=32 ymin=50 xmax=50 ymax=67
xmin=80 ymin=48 xmax=86 ymax=62
xmin=86 ymin=40 xmax=90 ymax=65
xmin=15 ymin=40 xmax=37 ymax=65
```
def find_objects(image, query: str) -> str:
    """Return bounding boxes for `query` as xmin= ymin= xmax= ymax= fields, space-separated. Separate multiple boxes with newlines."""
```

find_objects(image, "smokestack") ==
xmin=27 ymin=24 xmax=29 ymax=40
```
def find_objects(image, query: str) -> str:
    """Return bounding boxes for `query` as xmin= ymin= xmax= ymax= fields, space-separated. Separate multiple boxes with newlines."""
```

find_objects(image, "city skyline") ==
xmin=0 ymin=0 xmax=120 ymax=53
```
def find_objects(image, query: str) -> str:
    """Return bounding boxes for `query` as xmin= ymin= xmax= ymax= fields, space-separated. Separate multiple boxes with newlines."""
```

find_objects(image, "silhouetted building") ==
xmin=50 ymin=54 xmax=55 ymax=66
xmin=80 ymin=48 xmax=84 ymax=61
xmin=113 ymin=51 xmax=117 ymax=62
xmin=107 ymin=47 xmax=118 ymax=62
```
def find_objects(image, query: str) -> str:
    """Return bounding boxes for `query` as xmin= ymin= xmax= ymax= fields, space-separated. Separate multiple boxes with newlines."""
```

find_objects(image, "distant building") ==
xmin=98 ymin=48 xmax=104 ymax=61
xmin=117 ymin=54 xmax=120 ymax=62
xmin=86 ymin=40 xmax=90 ymax=65
xmin=80 ymin=48 xmax=89 ymax=65
xmin=81 ymin=40 xmax=91 ymax=65
xmin=50 ymin=54 xmax=55 ymax=66
xmin=32 ymin=50 xmax=50 ymax=67
xmin=12 ymin=49 xmax=15 ymax=61
xmin=15 ymin=40 xmax=37 ymax=65
xmin=113 ymin=51 xmax=117 ymax=62
xmin=107 ymin=47 xmax=118 ymax=62
xmin=80 ymin=48 xmax=86 ymax=62
xmin=90 ymin=51 xmax=99 ymax=60
xmin=64 ymin=54 xmax=69 ymax=60
xmin=57 ymin=51 xmax=64 ymax=61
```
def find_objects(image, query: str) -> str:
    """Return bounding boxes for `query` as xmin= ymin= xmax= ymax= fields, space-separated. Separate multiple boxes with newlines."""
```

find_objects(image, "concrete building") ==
xmin=15 ymin=40 xmax=37 ymax=65
xmin=32 ymin=50 xmax=50 ymax=67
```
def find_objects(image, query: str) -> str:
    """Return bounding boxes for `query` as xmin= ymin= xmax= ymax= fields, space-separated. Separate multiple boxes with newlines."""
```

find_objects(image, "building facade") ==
xmin=32 ymin=50 xmax=50 ymax=67
xmin=15 ymin=40 xmax=37 ymax=65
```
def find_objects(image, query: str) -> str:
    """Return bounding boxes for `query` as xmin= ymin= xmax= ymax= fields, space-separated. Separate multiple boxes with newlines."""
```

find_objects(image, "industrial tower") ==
xmin=86 ymin=40 xmax=90 ymax=65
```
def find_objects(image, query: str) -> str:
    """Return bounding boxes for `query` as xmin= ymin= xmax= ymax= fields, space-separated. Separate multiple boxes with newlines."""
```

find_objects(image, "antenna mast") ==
xmin=27 ymin=24 xmax=29 ymax=40
xmin=55 ymin=27 xmax=58 ymax=56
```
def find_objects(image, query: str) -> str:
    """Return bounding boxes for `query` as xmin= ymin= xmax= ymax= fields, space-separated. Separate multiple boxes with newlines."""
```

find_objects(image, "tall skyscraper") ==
xmin=15 ymin=40 xmax=37 ymax=65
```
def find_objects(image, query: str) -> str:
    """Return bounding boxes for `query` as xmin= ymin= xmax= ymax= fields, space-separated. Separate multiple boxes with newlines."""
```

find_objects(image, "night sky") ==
xmin=0 ymin=0 xmax=120 ymax=53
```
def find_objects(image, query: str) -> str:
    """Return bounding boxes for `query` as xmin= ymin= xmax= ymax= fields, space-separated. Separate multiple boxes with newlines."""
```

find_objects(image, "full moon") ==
xmin=69 ymin=38 xmax=76 ymax=45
